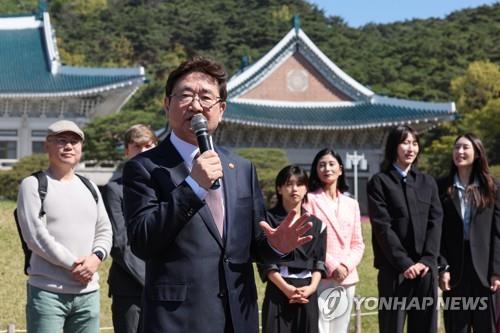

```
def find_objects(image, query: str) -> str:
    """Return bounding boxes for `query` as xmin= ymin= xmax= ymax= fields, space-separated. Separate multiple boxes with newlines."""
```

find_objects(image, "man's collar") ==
xmin=170 ymin=131 xmax=199 ymax=165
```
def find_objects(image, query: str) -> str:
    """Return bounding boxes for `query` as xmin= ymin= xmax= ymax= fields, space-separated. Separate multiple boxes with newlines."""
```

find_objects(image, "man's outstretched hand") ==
xmin=259 ymin=209 xmax=314 ymax=254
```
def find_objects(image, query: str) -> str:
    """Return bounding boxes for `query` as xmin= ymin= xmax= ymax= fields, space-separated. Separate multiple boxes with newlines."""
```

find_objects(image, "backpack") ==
xmin=13 ymin=171 xmax=99 ymax=275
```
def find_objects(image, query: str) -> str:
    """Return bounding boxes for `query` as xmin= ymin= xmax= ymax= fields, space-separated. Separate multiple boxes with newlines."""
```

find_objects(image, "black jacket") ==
xmin=438 ymin=177 xmax=500 ymax=288
xmin=102 ymin=174 xmax=145 ymax=297
xmin=367 ymin=167 xmax=443 ymax=273
xmin=123 ymin=136 xmax=279 ymax=333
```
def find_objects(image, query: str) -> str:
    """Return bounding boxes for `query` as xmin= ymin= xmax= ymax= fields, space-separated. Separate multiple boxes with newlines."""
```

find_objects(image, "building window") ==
xmin=0 ymin=141 xmax=17 ymax=159
xmin=32 ymin=141 xmax=45 ymax=154
xmin=32 ymin=130 xmax=48 ymax=137
xmin=0 ymin=129 xmax=18 ymax=136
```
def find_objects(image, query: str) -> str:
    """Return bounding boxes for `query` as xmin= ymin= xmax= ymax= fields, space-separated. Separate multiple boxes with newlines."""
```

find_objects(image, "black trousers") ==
xmin=111 ymin=295 xmax=142 ymax=333
xmin=262 ymin=277 xmax=318 ymax=333
xmin=443 ymin=241 xmax=496 ymax=333
xmin=377 ymin=268 xmax=437 ymax=333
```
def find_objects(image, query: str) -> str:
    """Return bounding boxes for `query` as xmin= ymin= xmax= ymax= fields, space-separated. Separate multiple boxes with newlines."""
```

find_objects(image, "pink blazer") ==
xmin=304 ymin=189 xmax=365 ymax=285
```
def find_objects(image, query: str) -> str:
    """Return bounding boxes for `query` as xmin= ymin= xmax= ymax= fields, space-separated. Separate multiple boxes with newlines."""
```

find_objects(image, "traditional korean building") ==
xmin=0 ymin=8 xmax=145 ymax=169
xmin=214 ymin=19 xmax=456 ymax=211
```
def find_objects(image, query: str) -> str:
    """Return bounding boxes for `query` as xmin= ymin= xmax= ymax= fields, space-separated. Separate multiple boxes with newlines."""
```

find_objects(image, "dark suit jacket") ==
xmin=367 ymin=167 xmax=443 ymax=273
xmin=102 ymin=174 xmax=145 ymax=297
xmin=122 ymin=136 xmax=278 ymax=333
xmin=438 ymin=177 xmax=500 ymax=288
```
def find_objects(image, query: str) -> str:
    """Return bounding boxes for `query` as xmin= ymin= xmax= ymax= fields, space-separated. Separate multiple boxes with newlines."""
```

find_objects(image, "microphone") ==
xmin=190 ymin=114 xmax=220 ymax=189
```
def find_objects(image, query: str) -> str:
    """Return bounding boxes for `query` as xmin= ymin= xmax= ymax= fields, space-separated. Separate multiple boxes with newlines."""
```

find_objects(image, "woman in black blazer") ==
xmin=367 ymin=125 xmax=443 ymax=333
xmin=258 ymin=165 xmax=326 ymax=333
xmin=438 ymin=133 xmax=500 ymax=333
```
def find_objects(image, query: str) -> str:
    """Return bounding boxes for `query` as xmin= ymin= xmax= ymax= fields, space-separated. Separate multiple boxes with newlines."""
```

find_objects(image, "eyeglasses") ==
xmin=48 ymin=137 xmax=82 ymax=147
xmin=170 ymin=92 xmax=222 ymax=109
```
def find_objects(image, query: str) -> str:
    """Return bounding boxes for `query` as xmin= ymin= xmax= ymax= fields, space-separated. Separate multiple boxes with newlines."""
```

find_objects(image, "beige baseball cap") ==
xmin=47 ymin=120 xmax=85 ymax=141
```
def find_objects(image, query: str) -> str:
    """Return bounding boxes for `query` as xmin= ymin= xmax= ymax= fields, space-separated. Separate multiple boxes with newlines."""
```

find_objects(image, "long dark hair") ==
xmin=274 ymin=165 xmax=309 ymax=210
xmin=381 ymin=125 xmax=420 ymax=172
xmin=447 ymin=133 xmax=497 ymax=209
xmin=308 ymin=148 xmax=349 ymax=194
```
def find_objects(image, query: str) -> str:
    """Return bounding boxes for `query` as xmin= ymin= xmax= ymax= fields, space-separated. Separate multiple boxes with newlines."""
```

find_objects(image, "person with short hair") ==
xmin=16 ymin=120 xmax=112 ymax=333
xmin=438 ymin=133 xmax=500 ymax=333
xmin=103 ymin=124 xmax=158 ymax=333
xmin=122 ymin=56 xmax=314 ymax=333
xmin=367 ymin=125 xmax=443 ymax=333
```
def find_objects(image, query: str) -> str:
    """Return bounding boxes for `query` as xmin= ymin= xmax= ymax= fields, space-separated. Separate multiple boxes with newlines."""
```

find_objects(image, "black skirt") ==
xmin=262 ymin=277 xmax=319 ymax=333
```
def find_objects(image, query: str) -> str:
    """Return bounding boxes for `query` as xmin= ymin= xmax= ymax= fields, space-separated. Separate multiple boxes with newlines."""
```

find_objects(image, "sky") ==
xmin=308 ymin=0 xmax=498 ymax=27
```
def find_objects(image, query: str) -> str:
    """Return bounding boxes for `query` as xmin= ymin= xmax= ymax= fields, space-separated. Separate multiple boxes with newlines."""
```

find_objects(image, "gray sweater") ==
xmin=17 ymin=172 xmax=112 ymax=294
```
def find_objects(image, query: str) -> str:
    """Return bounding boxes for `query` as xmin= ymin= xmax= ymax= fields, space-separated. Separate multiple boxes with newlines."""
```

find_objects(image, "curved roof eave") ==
xmin=59 ymin=65 xmax=145 ymax=77
xmin=0 ymin=78 xmax=144 ymax=98
xmin=230 ymin=97 xmax=456 ymax=113
xmin=222 ymin=114 xmax=456 ymax=131
xmin=371 ymin=95 xmax=456 ymax=112
xmin=228 ymin=28 xmax=297 ymax=91
xmin=296 ymin=29 xmax=373 ymax=98
xmin=0 ymin=15 xmax=41 ymax=29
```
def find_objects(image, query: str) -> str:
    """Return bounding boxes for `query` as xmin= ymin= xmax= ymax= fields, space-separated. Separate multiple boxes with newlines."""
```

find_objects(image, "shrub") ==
xmin=491 ymin=165 xmax=500 ymax=179
xmin=0 ymin=154 xmax=49 ymax=200
xmin=235 ymin=148 xmax=289 ymax=208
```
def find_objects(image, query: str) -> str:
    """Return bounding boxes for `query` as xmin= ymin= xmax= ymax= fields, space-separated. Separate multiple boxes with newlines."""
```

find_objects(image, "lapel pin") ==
xmin=229 ymin=163 xmax=235 ymax=169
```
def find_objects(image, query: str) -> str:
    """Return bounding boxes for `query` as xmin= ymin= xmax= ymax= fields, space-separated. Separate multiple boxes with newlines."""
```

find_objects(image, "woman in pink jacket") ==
xmin=303 ymin=148 xmax=365 ymax=333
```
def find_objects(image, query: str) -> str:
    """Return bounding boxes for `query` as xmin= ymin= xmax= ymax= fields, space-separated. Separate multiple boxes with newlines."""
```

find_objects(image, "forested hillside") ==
xmin=1 ymin=1 xmax=499 ymax=168
xmin=2 ymin=1 xmax=498 ymax=110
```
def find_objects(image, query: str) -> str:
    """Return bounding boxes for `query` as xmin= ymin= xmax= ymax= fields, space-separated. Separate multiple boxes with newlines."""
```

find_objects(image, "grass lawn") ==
xmin=2 ymin=201 xmax=443 ymax=332
xmin=0 ymin=200 xmax=113 ymax=331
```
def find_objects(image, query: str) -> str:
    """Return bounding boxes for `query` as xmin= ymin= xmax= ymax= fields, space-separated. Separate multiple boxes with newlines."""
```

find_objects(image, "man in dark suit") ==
xmin=103 ymin=124 xmax=157 ymax=333
xmin=122 ymin=57 xmax=313 ymax=333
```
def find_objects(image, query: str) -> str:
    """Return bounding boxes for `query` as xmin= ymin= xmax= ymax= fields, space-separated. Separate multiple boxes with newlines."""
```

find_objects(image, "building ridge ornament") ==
xmin=227 ymin=27 xmax=375 ymax=101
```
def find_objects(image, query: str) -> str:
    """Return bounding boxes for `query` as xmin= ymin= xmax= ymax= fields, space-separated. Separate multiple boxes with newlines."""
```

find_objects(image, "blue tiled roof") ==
xmin=224 ymin=101 xmax=455 ymax=129
xmin=0 ymin=28 xmax=143 ymax=93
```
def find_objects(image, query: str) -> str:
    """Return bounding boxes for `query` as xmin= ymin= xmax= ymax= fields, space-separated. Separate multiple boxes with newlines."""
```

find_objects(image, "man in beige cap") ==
xmin=16 ymin=119 xmax=112 ymax=333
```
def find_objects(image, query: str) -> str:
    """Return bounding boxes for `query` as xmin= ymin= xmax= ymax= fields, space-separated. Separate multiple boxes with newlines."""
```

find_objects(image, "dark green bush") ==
xmin=235 ymin=148 xmax=289 ymax=208
xmin=0 ymin=154 xmax=49 ymax=200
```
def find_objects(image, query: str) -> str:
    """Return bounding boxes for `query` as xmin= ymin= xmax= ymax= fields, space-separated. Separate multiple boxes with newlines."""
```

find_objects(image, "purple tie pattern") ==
xmin=205 ymin=188 xmax=224 ymax=237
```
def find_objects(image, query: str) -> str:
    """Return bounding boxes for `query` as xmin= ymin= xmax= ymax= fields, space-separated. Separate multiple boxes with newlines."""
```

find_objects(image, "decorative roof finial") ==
xmin=240 ymin=55 xmax=250 ymax=70
xmin=293 ymin=15 xmax=301 ymax=35
xmin=37 ymin=0 xmax=47 ymax=19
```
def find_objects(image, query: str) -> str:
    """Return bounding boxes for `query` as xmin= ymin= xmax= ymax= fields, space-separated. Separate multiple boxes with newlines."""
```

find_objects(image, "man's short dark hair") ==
xmin=165 ymin=56 xmax=228 ymax=101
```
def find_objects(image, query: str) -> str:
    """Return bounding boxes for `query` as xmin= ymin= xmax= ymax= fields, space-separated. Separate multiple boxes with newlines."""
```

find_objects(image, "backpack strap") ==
xmin=14 ymin=170 xmax=46 ymax=275
xmin=32 ymin=171 xmax=47 ymax=218
xmin=75 ymin=174 xmax=99 ymax=203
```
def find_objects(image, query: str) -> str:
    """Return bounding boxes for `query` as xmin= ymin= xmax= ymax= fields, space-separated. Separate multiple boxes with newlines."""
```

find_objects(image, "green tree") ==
xmin=451 ymin=61 xmax=500 ymax=164
xmin=473 ymin=98 xmax=500 ymax=164
xmin=83 ymin=110 xmax=164 ymax=162
xmin=419 ymin=135 xmax=456 ymax=178
xmin=451 ymin=60 xmax=500 ymax=117
xmin=235 ymin=148 xmax=289 ymax=208
xmin=422 ymin=60 xmax=500 ymax=175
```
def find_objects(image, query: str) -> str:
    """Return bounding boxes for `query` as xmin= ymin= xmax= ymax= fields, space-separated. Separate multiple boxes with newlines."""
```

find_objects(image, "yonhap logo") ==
xmin=319 ymin=286 xmax=350 ymax=320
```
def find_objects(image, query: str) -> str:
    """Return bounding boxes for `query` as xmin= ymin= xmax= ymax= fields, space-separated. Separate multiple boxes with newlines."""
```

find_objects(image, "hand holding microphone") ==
xmin=190 ymin=114 xmax=222 ymax=189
